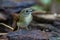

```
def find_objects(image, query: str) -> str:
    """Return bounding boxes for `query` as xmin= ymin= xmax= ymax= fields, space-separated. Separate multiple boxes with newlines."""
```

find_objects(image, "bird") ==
xmin=17 ymin=8 xmax=33 ymax=30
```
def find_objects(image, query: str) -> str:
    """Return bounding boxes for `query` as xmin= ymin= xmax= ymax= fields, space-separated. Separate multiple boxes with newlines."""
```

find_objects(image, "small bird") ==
xmin=17 ymin=8 xmax=33 ymax=30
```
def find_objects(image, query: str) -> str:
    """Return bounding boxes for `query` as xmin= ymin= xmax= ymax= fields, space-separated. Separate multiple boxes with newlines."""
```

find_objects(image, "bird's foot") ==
xmin=18 ymin=26 xmax=29 ymax=30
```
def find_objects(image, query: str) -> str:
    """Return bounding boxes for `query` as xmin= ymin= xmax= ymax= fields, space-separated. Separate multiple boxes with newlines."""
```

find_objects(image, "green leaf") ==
xmin=40 ymin=0 xmax=51 ymax=5
xmin=31 ymin=5 xmax=44 ymax=11
xmin=57 ymin=0 xmax=60 ymax=3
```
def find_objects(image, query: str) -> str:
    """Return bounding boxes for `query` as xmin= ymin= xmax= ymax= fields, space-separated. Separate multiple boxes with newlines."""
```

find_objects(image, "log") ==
xmin=32 ymin=13 xmax=55 ymax=24
xmin=30 ymin=22 xmax=60 ymax=33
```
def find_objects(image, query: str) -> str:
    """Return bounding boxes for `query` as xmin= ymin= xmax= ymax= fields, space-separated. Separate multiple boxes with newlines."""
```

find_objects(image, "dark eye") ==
xmin=26 ymin=10 xmax=28 ymax=12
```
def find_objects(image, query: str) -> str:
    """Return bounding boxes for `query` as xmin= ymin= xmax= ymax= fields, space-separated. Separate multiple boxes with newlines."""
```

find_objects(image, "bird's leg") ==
xmin=18 ymin=26 xmax=29 ymax=30
xmin=27 ymin=22 xmax=32 ymax=30
xmin=17 ymin=25 xmax=20 ymax=30
xmin=28 ymin=26 xmax=32 ymax=30
xmin=25 ymin=26 xmax=29 ymax=30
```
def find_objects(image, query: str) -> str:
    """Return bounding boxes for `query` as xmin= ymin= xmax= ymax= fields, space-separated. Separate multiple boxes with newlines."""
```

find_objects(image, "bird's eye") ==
xmin=26 ymin=10 xmax=28 ymax=12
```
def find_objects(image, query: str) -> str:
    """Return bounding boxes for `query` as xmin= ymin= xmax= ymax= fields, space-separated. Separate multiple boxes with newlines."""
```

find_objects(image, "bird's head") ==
xmin=20 ymin=8 xmax=34 ymax=16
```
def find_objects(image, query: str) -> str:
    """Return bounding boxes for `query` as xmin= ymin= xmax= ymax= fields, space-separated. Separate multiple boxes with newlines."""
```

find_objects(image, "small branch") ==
xmin=0 ymin=23 xmax=14 ymax=31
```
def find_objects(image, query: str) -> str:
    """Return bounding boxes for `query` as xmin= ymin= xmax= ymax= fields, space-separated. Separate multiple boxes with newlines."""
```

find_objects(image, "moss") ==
xmin=31 ymin=5 xmax=44 ymax=11
xmin=40 ymin=0 xmax=52 ymax=5
xmin=57 ymin=0 xmax=60 ymax=3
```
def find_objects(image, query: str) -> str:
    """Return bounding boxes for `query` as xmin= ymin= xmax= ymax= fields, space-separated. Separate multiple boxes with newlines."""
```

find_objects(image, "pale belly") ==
xmin=25 ymin=14 xmax=32 ymax=26
xmin=17 ymin=14 xmax=32 ymax=27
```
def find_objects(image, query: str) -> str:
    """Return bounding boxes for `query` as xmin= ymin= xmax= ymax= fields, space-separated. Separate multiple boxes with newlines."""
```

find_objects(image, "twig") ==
xmin=0 ymin=33 xmax=8 ymax=35
xmin=0 ymin=23 xmax=14 ymax=31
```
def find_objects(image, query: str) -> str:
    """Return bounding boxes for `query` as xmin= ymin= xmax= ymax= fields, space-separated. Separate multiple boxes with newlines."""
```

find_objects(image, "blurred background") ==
xmin=0 ymin=0 xmax=60 ymax=40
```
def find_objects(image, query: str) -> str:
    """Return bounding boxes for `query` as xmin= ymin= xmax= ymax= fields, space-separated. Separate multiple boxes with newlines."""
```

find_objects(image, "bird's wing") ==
xmin=17 ymin=14 xmax=25 ymax=26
